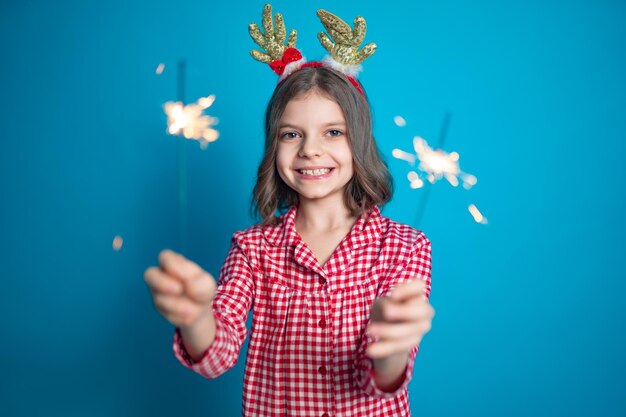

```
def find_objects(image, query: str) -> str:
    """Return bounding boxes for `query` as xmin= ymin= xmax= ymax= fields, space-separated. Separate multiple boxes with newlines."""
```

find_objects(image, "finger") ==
xmin=158 ymin=249 xmax=182 ymax=276
xmin=389 ymin=279 xmax=428 ymax=302
xmin=383 ymin=300 xmax=435 ymax=322
xmin=367 ymin=321 xmax=428 ymax=341
xmin=369 ymin=296 xmax=391 ymax=322
xmin=248 ymin=23 xmax=266 ymax=48
xmin=160 ymin=308 xmax=192 ymax=327
xmin=144 ymin=267 xmax=184 ymax=295
xmin=168 ymin=305 xmax=208 ymax=328
xmin=153 ymin=293 xmax=194 ymax=317
xmin=317 ymin=32 xmax=334 ymax=54
xmin=158 ymin=250 xmax=204 ymax=282
xmin=366 ymin=334 xmax=422 ymax=358
xmin=184 ymin=272 xmax=217 ymax=304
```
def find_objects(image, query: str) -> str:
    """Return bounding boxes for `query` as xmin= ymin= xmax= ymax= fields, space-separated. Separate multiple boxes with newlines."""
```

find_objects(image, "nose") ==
xmin=297 ymin=135 xmax=323 ymax=158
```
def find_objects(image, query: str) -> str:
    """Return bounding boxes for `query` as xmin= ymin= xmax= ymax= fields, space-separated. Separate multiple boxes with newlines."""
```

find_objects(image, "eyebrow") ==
xmin=279 ymin=122 xmax=347 ymax=129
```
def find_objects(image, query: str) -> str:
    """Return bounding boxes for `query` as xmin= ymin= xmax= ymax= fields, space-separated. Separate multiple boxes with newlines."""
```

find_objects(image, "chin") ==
xmin=298 ymin=189 xmax=344 ymax=202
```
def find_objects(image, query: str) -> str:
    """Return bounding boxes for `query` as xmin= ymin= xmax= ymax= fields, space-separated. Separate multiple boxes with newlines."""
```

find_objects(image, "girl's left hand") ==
xmin=366 ymin=279 xmax=435 ymax=358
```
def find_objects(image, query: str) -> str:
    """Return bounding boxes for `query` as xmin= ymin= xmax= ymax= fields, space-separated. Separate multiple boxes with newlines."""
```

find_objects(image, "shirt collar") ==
xmin=263 ymin=205 xmax=383 ymax=248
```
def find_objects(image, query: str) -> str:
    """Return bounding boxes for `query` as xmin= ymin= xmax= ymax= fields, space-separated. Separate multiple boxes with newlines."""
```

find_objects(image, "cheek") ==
xmin=275 ymin=150 xmax=291 ymax=181
xmin=341 ymin=146 xmax=354 ymax=172
xmin=275 ymin=149 xmax=287 ymax=170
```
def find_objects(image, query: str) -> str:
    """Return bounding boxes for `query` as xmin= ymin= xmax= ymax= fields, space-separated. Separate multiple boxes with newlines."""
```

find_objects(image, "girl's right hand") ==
xmin=144 ymin=249 xmax=217 ymax=329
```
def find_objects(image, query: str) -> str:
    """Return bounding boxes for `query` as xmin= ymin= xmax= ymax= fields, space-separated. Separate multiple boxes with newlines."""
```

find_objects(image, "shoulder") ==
xmin=230 ymin=217 xmax=286 ymax=248
xmin=378 ymin=214 xmax=431 ymax=258
xmin=231 ymin=224 xmax=267 ymax=248
xmin=232 ymin=205 xmax=298 ymax=249
xmin=219 ymin=225 xmax=268 ymax=273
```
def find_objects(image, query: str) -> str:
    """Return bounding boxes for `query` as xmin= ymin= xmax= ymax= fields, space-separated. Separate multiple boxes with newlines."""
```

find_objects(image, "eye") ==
xmin=280 ymin=131 xmax=300 ymax=140
xmin=327 ymin=129 xmax=344 ymax=137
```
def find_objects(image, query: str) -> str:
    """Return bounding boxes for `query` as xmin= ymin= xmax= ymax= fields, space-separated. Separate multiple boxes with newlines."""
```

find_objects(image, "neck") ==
xmin=296 ymin=196 xmax=357 ymax=232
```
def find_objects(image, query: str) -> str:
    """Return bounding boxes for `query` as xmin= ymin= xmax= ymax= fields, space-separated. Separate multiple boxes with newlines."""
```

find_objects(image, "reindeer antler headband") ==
xmin=248 ymin=4 xmax=377 ymax=96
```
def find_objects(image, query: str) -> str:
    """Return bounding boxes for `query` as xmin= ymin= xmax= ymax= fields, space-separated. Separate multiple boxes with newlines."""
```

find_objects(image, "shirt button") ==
xmin=318 ymin=277 xmax=326 ymax=285
xmin=318 ymin=366 xmax=327 ymax=375
xmin=318 ymin=319 xmax=326 ymax=328
xmin=321 ymin=414 xmax=330 ymax=417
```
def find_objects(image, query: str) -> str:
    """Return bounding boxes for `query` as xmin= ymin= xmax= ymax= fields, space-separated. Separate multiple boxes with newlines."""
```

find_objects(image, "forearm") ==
xmin=373 ymin=350 xmax=409 ymax=392
xmin=179 ymin=307 xmax=216 ymax=362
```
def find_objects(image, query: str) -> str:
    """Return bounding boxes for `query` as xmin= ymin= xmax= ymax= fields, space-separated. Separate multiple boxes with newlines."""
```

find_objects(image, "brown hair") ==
xmin=252 ymin=66 xmax=393 ymax=224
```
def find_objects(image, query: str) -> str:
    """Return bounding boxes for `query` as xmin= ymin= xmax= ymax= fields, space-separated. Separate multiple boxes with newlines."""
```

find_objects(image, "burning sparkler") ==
xmin=392 ymin=136 xmax=476 ymax=189
xmin=164 ymin=94 xmax=220 ymax=149
xmin=391 ymin=113 xmax=488 ymax=227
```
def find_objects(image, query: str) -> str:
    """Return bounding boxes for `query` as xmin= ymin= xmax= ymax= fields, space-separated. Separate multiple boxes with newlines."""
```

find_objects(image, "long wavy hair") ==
xmin=252 ymin=66 xmax=393 ymax=225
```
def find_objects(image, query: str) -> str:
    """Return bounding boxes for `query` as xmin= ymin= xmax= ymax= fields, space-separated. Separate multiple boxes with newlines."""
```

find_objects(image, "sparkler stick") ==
xmin=414 ymin=112 xmax=452 ymax=227
xmin=177 ymin=60 xmax=188 ymax=253
xmin=163 ymin=62 xmax=220 ymax=251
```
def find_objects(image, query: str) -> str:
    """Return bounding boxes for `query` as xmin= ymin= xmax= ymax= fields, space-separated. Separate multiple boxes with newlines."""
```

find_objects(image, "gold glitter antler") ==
xmin=249 ymin=4 xmax=298 ymax=64
xmin=317 ymin=9 xmax=376 ymax=66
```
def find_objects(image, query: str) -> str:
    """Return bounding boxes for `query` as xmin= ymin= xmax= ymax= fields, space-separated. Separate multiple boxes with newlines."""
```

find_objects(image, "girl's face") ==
xmin=275 ymin=89 xmax=354 ymax=207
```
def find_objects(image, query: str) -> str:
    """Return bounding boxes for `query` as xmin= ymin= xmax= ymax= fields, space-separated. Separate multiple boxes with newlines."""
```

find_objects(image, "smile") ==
xmin=298 ymin=168 xmax=332 ymax=175
xmin=294 ymin=168 xmax=335 ymax=180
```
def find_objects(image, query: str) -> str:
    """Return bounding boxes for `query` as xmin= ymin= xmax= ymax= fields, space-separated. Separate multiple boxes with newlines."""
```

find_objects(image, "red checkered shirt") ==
xmin=173 ymin=205 xmax=432 ymax=417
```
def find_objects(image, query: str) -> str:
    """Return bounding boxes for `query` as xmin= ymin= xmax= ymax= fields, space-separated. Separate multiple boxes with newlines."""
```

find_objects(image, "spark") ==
xmin=112 ymin=235 xmax=124 ymax=251
xmin=392 ymin=148 xmax=416 ymax=164
xmin=445 ymin=174 xmax=459 ymax=187
xmin=156 ymin=63 xmax=165 ymax=75
xmin=164 ymin=94 xmax=220 ymax=148
xmin=461 ymin=173 xmax=477 ymax=190
xmin=468 ymin=204 xmax=488 ymax=224
xmin=197 ymin=95 xmax=216 ymax=109
xmin=407 ymin=171 xmax=424 ymax=189
xmin=394 ymin=116 xmax=406 ymax=127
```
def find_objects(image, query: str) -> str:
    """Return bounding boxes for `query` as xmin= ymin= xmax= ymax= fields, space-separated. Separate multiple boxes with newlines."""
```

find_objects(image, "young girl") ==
xmin=144 ymin=6 xmax=434 ymax=417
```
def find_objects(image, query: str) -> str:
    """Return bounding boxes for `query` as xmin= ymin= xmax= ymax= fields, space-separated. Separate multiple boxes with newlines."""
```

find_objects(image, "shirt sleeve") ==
xmin=354 ymin=234 xmax=432 ymax=398
xmin=172 ymin=235 xmax=255 ymax=379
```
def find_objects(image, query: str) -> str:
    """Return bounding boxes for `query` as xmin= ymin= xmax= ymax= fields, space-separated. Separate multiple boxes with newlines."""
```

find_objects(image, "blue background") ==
xmin=1 ymin=0 xmax=625 ymax=416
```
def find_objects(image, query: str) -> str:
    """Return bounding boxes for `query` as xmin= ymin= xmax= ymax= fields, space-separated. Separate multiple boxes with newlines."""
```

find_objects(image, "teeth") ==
xmin=300 ymin=168 xmax=331 ymax=176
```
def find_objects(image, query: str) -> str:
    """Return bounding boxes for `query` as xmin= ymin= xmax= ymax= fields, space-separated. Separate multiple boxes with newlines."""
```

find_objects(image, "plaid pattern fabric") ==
xmin=173 ymin=205 xmax=432 ymax=416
